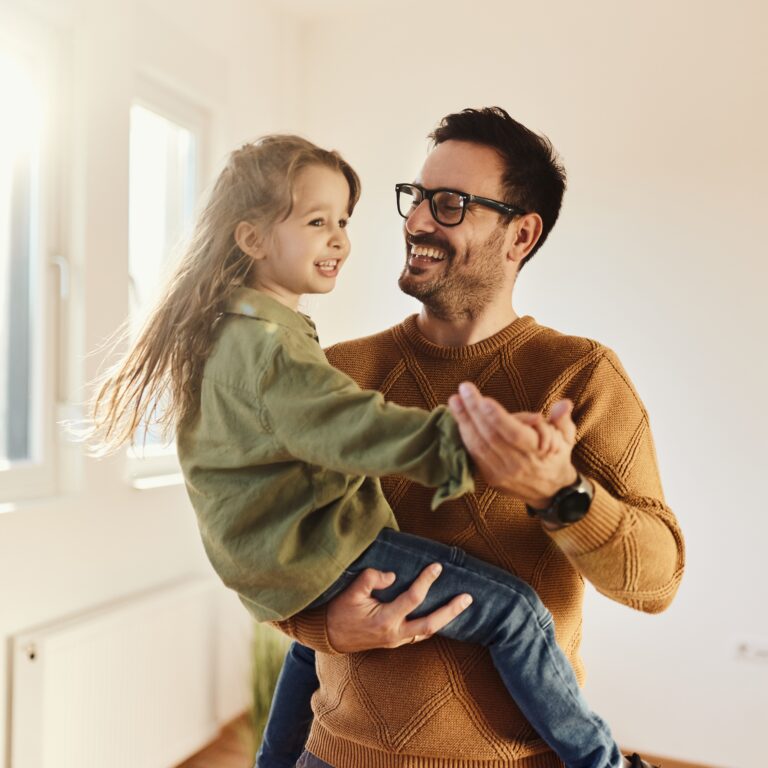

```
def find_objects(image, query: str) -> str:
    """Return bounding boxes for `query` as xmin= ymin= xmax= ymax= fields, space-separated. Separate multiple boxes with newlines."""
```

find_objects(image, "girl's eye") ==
xmin=339 ymin=218 xmax=348 ymax=229
xmin=309 ymin=218 xmax=325 ymax=227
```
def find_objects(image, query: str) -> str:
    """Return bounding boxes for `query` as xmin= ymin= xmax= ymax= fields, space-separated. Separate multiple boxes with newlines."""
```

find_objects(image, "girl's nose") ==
xmin=329 ymin=226 xmax=349 ymax=251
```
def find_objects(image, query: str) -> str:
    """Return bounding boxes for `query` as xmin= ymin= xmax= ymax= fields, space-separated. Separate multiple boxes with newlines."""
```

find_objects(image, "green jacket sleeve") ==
xmin=260 ymin=335 xmax=474 ymax=509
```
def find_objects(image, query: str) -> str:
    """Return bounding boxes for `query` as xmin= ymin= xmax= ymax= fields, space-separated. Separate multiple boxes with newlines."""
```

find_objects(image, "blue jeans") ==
xmin=256 ymin=527 xmax=622 ymax=768
xmin=255 ymin=641 xmax=318 ymax=768
xmin=294 ymin=752 xmax=333 ymax=768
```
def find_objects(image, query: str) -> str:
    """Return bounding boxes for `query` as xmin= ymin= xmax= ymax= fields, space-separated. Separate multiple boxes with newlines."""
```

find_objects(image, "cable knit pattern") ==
xmin=275 ymin=314 xmax=685 ymax=768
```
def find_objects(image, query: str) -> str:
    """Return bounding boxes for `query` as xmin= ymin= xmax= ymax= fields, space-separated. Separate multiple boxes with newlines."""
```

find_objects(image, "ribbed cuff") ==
xmin=431 ymin=409 xmax=475 ymax=510
xmin=546 ymin=478 xmax=625 ymax=556
xmin=276 ymin=605 xmax=342 ymax=655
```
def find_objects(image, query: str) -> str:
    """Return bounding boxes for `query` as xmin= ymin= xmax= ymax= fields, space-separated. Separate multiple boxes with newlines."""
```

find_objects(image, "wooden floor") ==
xmin=176 ymin=715 xmax=254 ymax=768
xmin=624 ymin=752 xmax=720 ymax=768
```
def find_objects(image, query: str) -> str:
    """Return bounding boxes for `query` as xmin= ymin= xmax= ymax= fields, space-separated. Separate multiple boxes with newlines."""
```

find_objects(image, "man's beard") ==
xmin=398 ymin=227 xmax=506 ymax=321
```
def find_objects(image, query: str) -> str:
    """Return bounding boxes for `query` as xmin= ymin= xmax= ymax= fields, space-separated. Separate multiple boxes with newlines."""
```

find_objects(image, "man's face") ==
xmin=398 ymin=140 xmax=513 ymax=319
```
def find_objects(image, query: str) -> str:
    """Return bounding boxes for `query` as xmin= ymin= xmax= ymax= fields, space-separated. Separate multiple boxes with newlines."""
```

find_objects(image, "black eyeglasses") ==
xmin=395 ymin=182 xmax=526 ymax=227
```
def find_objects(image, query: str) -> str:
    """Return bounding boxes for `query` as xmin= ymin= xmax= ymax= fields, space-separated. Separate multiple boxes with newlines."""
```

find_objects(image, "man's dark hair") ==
xmin=429 ymin=107 xmax=566 ymax=267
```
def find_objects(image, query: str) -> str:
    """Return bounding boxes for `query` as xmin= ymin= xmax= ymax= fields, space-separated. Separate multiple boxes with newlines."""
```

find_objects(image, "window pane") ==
xmin=128 ymin=104 xmax=197 ymax=450
xmin=0 ymin=49 xmax=44 ymax=468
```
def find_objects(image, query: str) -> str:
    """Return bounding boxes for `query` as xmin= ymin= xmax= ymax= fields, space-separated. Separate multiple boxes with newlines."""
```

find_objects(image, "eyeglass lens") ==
xmin=397 ymin=185 xmax=466 ymax=226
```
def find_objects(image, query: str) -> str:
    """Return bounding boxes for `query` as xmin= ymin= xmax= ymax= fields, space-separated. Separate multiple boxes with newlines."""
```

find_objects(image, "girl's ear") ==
xmin=235 ymin=221 xmax=265 ymax=260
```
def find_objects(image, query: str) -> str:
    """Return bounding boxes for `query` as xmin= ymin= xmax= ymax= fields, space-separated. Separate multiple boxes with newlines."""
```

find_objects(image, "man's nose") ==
xmin=405 ymin=199 xmax=437 ymax=235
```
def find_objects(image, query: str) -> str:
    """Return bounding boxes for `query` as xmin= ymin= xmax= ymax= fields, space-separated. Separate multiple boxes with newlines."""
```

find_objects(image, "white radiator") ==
xmin=10 ymin=577 xmax=253 ymax=768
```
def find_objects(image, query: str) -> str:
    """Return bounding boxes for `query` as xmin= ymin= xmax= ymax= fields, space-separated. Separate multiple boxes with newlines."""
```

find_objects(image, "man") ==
xmin=275 ymin=107 xmax=684 ymax=768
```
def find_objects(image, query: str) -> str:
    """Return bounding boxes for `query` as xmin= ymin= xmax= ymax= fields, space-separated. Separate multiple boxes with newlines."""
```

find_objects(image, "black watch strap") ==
xmin=526 ymin=473 xmax=594 ymax=527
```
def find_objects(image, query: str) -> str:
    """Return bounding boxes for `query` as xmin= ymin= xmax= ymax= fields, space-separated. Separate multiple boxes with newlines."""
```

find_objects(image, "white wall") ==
xmin=2 ymin=0 xmax=766 ymax=766
xmin=296 ymin=1 xmax=768 ymax=766
xmin=0 ymin=0 xmax=300 ymax=764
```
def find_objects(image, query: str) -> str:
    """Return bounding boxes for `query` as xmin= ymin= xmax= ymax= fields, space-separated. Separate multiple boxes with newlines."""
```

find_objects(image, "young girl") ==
xmin=92 ymin=135 xmax=630 ymax=768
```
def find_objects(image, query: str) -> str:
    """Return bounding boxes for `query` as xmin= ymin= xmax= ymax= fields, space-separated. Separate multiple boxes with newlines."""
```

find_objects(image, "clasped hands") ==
xmin=326 ymin=383 xmax=578 ymax=653
xmin=448 ymin=382 xmax=578 ymax=509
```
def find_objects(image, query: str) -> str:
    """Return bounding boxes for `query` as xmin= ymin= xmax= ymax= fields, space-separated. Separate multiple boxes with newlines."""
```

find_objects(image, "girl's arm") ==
xmin=260 ymin=336 xmax=473 ymax=509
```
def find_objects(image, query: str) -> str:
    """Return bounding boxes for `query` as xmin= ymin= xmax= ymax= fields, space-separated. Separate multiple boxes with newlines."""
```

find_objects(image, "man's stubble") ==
xmin=398 ymin=226 xmax=507 ymax=321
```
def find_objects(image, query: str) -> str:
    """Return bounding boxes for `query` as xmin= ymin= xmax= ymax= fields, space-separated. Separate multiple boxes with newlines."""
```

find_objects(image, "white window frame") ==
xmin=125 ymin=77 xmax=209 ymax=489
xmin=0 ymin=8 xmax=66 ymax=504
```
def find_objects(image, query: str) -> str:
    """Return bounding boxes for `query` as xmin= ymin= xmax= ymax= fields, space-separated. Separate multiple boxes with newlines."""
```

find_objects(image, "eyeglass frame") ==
xmin=395 ymin=182 xmax=527 ymax=227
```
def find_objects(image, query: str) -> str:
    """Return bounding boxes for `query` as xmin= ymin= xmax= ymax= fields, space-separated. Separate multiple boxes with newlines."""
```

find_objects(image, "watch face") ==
xmin=558 ymin=490 xmax=591 ymax=523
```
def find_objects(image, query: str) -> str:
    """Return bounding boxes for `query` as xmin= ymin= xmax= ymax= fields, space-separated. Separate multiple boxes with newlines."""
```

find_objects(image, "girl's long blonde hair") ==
xmin=91 ymin=134 xmax=360 ymax=452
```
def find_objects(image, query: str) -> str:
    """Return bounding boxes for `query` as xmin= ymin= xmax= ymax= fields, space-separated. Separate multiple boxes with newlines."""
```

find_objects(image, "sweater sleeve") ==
xmin=270 ymin=607 xmax=340 ymax=655
xmin=547 ymin=349 xmax=685 ymax=614
xmin=261 ymin=336 xmax=474 ymax=509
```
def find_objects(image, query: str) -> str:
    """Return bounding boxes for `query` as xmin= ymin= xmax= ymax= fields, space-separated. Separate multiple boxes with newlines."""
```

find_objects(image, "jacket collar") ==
xmin=224 ymin=287 xmax=318 ymax=341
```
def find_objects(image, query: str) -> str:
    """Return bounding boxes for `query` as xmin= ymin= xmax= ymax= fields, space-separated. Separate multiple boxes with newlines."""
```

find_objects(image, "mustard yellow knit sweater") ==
xmin=276 ymin=315 xmax=685 ymax=768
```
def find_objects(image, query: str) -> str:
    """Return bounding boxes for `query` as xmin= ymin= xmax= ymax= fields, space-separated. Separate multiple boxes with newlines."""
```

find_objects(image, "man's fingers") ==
xmin=457 ymin=383 xmax=539 ymax=451
xmin=388 ymin=562 xmax=443 ymax=616
xmin=549 ymin=399 xmax=571 ymax=421
xmin=385 ymin=564 xmax=473 ymax=648
xmin=455 ymin=384 xmax=505 ymax=447
xmin=326 ymin=563 xmax=474 ymax=651
xmin=400 ymin=593 xmax=473 ymax=645
xmin=448 ymin=394 xmax=487 ymax=457
xmin=448 ymin=393 xmax=466 ymax=417
xmin=549 ymin=399 xmax=577 ymax=445
xmin=512 ymin=412 xmax=553 ymax=454
xmin=515 ymin=412 xmax=543 ymax=426
xmin=348 ymin=567 xmax=396 ymax=600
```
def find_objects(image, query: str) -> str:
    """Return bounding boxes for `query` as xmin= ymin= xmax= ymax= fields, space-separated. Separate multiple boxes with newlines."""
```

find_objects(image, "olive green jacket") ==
xmin=177 ymin=288 xmax=473 ymax=621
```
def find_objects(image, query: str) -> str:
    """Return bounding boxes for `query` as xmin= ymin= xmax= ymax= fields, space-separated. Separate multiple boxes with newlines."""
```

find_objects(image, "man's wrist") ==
xmin=525 ymin=466 xmax=579 ymax=510
xmin=526 ymin=471 xmax=594 ymax=528
xmin=294 ymin=605 xmax=342 ymax=655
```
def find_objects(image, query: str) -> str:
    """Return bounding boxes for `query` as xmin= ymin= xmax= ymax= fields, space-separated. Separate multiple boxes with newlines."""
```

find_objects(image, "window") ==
xmin=126 ymin=87 xmax=206 ymax=483
xmin=0 ymin=17 xmax=60 ymax=503
xmin=128 ymin=104 xmax=198 ymax=336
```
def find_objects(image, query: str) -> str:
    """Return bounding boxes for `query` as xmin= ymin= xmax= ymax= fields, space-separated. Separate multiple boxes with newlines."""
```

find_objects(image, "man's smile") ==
xmin=410 ymin=244 xmax=447 ymax=262
xmin=407 ymin=239 xmax=451 ymax=270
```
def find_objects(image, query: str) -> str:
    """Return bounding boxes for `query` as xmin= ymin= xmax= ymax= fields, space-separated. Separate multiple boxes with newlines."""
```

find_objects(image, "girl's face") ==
xmin=254 ymin=164 xmax=351 ymax=310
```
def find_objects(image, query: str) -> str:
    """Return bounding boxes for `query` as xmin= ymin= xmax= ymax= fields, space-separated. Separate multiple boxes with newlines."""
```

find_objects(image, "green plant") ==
xmin=250 ymin=622 xmax=291 ymax=755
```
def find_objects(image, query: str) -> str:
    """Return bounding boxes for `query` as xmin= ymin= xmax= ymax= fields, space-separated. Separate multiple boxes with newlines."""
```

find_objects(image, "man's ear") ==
xmin=506 ymin=213 xmax=543 ymax=266
xmin=235 ymin=221 xmax=266 ymax=260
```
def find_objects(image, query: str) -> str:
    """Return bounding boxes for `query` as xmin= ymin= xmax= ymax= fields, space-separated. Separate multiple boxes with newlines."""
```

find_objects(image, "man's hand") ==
xmin=326 ymin=564 xmax=472 ymax=653
xmin=448 ymin=382 xmax=578 ymax=508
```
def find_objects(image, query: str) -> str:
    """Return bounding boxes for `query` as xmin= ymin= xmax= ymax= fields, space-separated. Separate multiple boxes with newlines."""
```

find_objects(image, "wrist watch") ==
xmin=526 ymin=473 xmax=594 ymax=527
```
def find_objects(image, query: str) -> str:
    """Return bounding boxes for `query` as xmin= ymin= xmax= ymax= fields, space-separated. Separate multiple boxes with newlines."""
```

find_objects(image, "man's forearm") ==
xmin=547 ymin=477 xmax=684 ymax=613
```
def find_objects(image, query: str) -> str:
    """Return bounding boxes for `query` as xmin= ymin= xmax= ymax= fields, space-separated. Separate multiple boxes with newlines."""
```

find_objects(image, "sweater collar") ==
xmin=224 ymin=287 xmax=318 ymax=341
xmin=398 ymin=314 xmax=536 ymax=359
